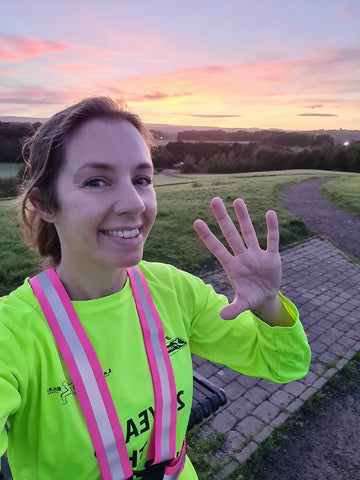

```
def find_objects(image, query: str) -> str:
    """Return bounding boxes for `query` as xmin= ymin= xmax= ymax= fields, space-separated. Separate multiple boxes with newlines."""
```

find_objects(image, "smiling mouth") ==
xmin=101 ymin=228 xmax=140 ymax=239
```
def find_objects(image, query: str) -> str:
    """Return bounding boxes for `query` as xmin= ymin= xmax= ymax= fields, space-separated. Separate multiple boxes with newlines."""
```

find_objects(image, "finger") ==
xmin=193 ymin=219 xmax=231 ymax=264
xmin=219 ymin=297 xmax=249 ymax=320
xmin=266 ymin=210 xmax=279 ymax=253
xmin=210 ymin=197 xmax=246 ymax=254
xmin=233 ymin=198 xmax=260 ymax=249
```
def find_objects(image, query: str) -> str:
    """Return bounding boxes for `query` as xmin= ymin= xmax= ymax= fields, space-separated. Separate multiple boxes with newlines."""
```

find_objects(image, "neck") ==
xmin=54 ymin=263 xmax=128 ymax=301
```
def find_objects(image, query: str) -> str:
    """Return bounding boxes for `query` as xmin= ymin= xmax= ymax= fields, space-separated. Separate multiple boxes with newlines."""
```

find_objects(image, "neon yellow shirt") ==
xmin=0 ymin=261 xmax=310 ymax=479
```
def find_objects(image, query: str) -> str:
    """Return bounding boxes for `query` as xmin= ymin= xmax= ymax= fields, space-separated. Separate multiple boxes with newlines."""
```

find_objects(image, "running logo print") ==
xmin=47 ymin=368 xmax=112 ymax=404
xmin=165 ymin=336 xmax=187 ymax=356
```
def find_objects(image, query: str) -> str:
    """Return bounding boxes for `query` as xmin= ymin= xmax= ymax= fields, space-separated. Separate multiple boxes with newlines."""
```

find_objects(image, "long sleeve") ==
xmin=0 ymin=322 xmax=25 ymax=458
xmin=139 ymin=261 xmax=311 ymax=384
xmin=189 ymin=285 xmax=311 ymax=382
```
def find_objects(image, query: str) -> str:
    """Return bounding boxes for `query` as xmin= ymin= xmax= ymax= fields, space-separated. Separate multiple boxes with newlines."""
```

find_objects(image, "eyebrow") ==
xmin=75 ymin=161 xmax=153 ymax=174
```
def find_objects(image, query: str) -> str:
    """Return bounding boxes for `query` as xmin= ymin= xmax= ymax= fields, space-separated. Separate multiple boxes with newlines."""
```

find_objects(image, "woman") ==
xmin=0 ymin=97 xmax=310 ymax=480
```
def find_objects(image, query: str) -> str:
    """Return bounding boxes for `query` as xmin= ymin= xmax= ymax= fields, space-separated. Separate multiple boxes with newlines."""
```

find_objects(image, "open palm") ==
xmin=193 ymin=197 xmax=282 ymax=320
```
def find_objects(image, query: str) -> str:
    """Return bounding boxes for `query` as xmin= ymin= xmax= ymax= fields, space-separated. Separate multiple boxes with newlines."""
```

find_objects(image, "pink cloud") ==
xmin=140 ymin=92 xmax=192 ymax=101
xmin=0 ymin=87 xmax=70 ymax=105
xmin=95 ymin=84 xmax=192 ymax=103
xmin=0 ymin=35 xmax=72 ymax=62
xmin=98 ymin=58 xmax=306 ymax=103
xmin=304 ymin=105 xmax=323 ymax=109
xmin=0 ymin=67 xmax=22 ymax=74
xmin=77 ymin=45 xmax=359 ymax=115
xmin=1 ymin=42 xmax=357 ymax=129
xmin=47 ymin=63 xmax=112 ymax=73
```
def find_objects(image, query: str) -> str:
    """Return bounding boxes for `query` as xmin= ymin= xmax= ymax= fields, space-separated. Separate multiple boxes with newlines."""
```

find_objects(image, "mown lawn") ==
xmin=320 ymin=174 xmax=360 ymax=216
xmin=146 ymin=170 xmax=332 ymax=273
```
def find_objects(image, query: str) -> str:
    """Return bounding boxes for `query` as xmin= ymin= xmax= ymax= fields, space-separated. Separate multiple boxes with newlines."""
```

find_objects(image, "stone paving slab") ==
xmin=194 ymin=237 xmax=360 ymax=479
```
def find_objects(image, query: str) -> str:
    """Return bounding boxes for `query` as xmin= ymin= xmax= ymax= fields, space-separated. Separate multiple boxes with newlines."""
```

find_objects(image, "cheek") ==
xmin=148 ymin=196 xmax=157 ymax=221
xmin=71 ymin=197 xmax=101 ymax=217
xmin=55 ymin=201 xmax=98 ymax=230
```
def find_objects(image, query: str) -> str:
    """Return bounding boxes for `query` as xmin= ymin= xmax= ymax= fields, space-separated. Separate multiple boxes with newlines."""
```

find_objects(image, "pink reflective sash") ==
xmin=126 ymin=267 xmax=177 ymax=464
xmin=29 ymin=267 xmax=186 ymax=480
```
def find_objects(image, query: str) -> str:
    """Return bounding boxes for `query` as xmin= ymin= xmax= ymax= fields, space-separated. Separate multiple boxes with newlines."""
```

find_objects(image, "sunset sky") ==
xmin=1 ymin=0 xmax=359 ymax=130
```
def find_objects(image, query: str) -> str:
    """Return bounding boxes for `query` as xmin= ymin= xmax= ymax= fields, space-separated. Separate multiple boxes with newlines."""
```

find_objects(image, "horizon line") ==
xmin=0 ymin=115 xmax=358 ymax=133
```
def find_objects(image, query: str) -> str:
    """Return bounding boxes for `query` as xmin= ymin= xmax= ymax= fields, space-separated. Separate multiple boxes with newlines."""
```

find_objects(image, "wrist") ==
xmin=251 ymin=294 xmax=293 ymax=327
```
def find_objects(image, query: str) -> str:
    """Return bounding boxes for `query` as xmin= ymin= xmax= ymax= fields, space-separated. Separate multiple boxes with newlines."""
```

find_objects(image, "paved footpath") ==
xmin=194 ymin=237 xmax=360 ymax=479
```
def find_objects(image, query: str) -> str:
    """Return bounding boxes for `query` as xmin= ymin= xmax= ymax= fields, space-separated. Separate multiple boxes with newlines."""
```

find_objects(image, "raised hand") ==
xmin=193 ymin=197 xmax=282 ymax=320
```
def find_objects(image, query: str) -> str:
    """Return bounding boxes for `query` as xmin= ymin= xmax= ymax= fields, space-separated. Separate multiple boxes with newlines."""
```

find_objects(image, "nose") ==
xmin=112 ymin=183 xmax=145 ymax=216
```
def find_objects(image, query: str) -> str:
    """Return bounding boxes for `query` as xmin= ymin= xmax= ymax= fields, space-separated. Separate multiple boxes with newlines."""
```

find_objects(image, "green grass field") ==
xmin=147 ymin=169 xmax=360 ymax=273
xmin=320 ymin=174 xmax=360 ymax=215
xmin=153 ymin=169 xmax=332 ymax=187
xmin=0 ymin=200 xmax=36 ymax=296
xmin=0 ymin=163 xmax=22 ymax=178
xmin=1 ymin=169 xmax=359 ymax=296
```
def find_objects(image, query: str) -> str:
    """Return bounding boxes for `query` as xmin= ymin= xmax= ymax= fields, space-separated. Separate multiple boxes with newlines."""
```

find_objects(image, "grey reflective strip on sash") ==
xmin=36 ymin=271 xmax=126 ymax=480
xmin=130 ymin=268 xmax=172 ymax=462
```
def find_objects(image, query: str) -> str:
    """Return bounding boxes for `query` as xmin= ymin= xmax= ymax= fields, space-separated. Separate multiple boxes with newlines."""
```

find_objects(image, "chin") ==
xmin=114 ymin=254 xmax=144 ymax=269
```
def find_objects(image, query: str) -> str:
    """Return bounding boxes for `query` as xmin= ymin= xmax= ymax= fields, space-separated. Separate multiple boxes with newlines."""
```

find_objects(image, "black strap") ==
xmin=133 ymin=460 xmax=168 ymax=480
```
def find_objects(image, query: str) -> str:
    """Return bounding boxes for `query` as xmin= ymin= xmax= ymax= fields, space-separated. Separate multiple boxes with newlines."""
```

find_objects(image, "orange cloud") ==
xmin=0 ymin=35 xmax=71 ymax=62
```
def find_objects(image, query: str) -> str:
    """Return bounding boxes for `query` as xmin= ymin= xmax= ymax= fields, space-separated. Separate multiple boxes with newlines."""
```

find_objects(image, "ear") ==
xmin=28 ymin=188 xmax=55 ymax=223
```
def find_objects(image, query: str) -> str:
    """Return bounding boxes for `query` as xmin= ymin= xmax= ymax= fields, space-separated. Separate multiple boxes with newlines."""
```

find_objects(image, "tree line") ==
xmin=1 ymin=121 xmax=359 ymax=175
xmin=0 ymin=121 xmax=41 ymax=163
xmin=152 ymin=139 xmax=360 ymax=173
xmin=177 ymin=129 xmax=333 ymax=147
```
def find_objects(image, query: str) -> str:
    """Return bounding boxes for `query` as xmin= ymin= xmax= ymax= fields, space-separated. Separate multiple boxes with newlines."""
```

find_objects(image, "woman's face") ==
xmin=50 ymin=118 xmax=157 ymax=277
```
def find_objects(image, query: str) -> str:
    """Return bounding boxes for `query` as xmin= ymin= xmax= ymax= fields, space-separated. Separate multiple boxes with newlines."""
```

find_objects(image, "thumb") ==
xmin=219 ymin=297 xmax=250 ymax=320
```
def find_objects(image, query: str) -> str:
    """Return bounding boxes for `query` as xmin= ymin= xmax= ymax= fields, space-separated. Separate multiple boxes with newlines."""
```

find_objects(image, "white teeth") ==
xmin=103 ymin=228 xmax=140 ymax=238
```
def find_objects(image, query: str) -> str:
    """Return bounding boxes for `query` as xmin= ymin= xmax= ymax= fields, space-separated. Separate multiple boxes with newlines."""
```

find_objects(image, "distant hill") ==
xmin=0 ymin=116 xmax=359 ymax=144
xmin=0 ymin=116 xmax=267 ymax=141
xmin=147 ymin=123 xmax=264 ymax=140
xmin=0 ymin=116 xmax=48 ymax=124
xmin=303 ymin=129 xmax=360 ymax=144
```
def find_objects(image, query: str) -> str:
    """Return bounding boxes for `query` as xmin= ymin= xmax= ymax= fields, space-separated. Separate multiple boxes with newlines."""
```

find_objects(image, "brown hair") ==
xmin=20 ymin=96 xmax=152 ymax=265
